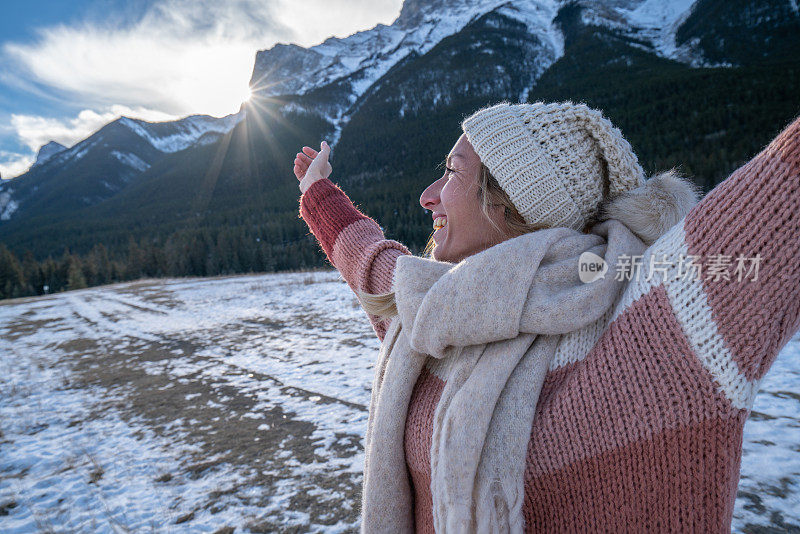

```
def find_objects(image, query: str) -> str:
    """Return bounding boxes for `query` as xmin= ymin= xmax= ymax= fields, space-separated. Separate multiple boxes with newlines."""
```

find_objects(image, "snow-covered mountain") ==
xmin=118 ymin=112 xmax=244 ymax=154
xmin=249 ymin=0 xmax=703 ymax=138
xmin=580 ymin=0 xmax=708 ymax=65
xmin=47 ymin=111 xmax=245 ymax=172
xmin=250 ymin=0 xmax=566 ymax=136
xmin=0 ymin=110 xmax=244 ymax=222
xmin=250 ymin=0 xmax=564 ymax=99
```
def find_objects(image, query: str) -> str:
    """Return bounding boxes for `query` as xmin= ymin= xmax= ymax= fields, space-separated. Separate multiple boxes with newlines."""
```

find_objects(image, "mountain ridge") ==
xmin=0 ymin=110 xmax=244 ymax=224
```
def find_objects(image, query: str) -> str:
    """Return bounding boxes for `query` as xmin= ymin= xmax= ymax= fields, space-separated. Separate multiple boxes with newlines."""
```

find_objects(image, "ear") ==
xmin=599 ymin=169 xmax=702 ymax=246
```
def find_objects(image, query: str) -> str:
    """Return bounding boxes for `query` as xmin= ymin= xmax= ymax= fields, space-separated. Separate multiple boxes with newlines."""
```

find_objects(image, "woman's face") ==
xmin=419 ymin=133 xmax=509 ymax=263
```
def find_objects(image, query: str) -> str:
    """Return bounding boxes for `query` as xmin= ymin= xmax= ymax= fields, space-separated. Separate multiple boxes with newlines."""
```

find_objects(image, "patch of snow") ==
xmin=120 ymin=110 xmax=244 ymax=153
xmin=617 ymin=0 xmax=698 ymax=57
xmin=735 ymin=335 xmax=800 ymax=531
xmin=0 ymin=271 xmax=374 ymax=530
xmin=56 ymin=138 xmax=99 ymax=165
xmin=581 ymin=0 xmax=713 ymax=65
xmin=110 ymin=150 xmax=150 ymax=172
xmin=0 ymin=338 xmax=257 ymax=532
xmin=194 ymin=132 xmax=222 ymax=147
xmin=279 ymin=102 xmax=311 ymax=115
xmin=498 ymin=0 xmax=564 ymax=60
xmin=0 ymin=190 xmax=18 ymax=220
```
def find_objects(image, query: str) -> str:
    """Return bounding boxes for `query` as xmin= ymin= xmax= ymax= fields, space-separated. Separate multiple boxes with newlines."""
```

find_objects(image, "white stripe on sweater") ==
xmin=609 ymin=220 xmax=761 ymax=411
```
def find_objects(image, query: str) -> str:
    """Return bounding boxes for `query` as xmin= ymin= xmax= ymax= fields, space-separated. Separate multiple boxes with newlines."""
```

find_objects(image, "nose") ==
xmin=420 ymin=177 xmax=443 ymax=211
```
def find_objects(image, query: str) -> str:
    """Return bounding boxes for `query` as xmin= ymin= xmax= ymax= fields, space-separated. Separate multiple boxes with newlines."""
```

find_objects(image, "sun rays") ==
xmin=184 ymin=86 xmax=319 ymax=225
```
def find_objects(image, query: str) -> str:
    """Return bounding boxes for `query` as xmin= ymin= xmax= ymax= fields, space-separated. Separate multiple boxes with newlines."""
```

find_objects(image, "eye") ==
xmin=444 ymin=166 xmax=456 ymax=177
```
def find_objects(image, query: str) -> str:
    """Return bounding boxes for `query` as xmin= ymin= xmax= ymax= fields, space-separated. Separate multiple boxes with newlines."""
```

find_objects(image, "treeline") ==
xmin=0 ymin=226 xmax=324 ymax=300
xmin=0 ymin=243 xmax=118 ymax=299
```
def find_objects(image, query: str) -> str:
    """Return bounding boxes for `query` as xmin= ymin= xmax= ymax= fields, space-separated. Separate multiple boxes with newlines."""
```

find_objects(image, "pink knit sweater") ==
xmin=298 ymin=116 xmax=800 ymax=532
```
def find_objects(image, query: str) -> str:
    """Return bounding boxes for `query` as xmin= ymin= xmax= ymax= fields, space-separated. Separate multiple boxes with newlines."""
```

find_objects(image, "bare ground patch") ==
xmin=57 ymin=333 xmax=363 ymax=531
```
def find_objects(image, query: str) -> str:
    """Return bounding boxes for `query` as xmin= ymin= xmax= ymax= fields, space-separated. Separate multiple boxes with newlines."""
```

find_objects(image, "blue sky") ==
xmin=0 ymin=0 xmax=402 ymax=178
xmin=0 ymin=0 xmax=156 ymax=173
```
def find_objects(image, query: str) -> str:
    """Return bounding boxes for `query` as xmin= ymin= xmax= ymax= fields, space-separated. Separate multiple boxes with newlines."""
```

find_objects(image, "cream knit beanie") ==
xmin=461 ymin=101 xmax=646 ymax=231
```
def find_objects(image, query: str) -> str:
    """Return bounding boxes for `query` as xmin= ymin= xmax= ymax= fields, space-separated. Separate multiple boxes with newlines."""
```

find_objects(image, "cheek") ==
xmin=440 ymin=179 xmax=475 ymax=216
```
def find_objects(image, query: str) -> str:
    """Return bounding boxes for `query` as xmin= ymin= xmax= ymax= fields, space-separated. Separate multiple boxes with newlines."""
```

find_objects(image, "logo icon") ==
xmin=578 ymin=251 xmax=608 ymax=283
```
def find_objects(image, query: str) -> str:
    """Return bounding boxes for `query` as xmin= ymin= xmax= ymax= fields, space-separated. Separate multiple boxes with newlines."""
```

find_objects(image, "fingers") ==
xmin=294 ymin=142 xmax=331 ymax=184
xmin=300 ymin=141 xmax=330 ymax=160
xmin=295 ymin=152 xmax=312 ymax=166
xmin=293 ymin=152 xmax=309 ymax=181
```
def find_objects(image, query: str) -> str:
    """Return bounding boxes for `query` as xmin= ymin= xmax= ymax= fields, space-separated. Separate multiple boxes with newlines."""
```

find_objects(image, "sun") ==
xmin=183 ymin=78 xmax=253 ymax=117
xmin=176 ymin=46 xmax=258 ymax=117
xmin=228 ymin=83 xmax=253 ymax=110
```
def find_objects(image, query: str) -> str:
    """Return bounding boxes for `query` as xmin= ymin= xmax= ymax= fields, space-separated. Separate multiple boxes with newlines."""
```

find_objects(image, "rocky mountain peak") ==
xmin=32 ymin=141 xmax=67 ymax=168
xmin=394 ymin=0 xmax=488 ymax=28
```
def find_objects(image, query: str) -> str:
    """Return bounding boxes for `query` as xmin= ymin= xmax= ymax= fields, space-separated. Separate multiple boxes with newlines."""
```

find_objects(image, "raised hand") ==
xmin=294 ymin=141 xmax=332 ymax=193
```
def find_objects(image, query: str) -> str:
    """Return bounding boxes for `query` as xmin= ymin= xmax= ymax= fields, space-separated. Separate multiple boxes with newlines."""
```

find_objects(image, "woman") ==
xmin=294 ymin=101 xmax=800 ymax=533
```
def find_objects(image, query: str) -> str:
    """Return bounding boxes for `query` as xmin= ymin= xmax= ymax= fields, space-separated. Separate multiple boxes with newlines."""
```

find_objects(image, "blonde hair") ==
xmin=356 ymin=164 xmax=548 ymax=318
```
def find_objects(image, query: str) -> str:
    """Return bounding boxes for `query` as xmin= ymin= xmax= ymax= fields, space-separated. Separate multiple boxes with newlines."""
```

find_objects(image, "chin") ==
xmin=432 ymin=247 xmax=458 ymax=264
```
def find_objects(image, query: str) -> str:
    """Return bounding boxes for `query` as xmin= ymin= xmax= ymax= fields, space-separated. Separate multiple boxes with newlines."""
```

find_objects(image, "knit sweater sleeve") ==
xmin=631 ymin=115 xmax=800 ymax=411
xmin=299 ymin=177 xmax=411 ymax=342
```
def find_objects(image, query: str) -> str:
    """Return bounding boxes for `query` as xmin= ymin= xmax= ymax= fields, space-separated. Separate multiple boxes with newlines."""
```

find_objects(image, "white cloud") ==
xmin=273 ymin=0 xmax=403 ymax=47
xmin=0 ymin=152 xmax=34 ymax=180
xmin=2 ymin=0 xmax=402 ymax=118
xmin=0 ymin=0 xmax=402 ymax=178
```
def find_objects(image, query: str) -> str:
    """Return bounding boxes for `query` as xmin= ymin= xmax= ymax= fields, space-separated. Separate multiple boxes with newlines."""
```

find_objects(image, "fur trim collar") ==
xmin=599 ymin=169 xmax=701 ymax=246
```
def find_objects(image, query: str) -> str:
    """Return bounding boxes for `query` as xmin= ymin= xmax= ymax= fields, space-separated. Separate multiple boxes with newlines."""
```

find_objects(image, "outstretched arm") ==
xmin=682 ymin=115 xmax=800 ymax=388
xmin=625 ymin=115 xmax=800 ymax=411
xmin=556 ymin=117 xmax=800 ymax=531
xmin=295 ymin=144 xmax=410 ymax=342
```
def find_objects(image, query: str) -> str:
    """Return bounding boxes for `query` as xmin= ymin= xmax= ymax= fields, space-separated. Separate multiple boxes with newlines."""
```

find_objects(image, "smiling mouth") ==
xmin=433 ymin=216 xmax=447 ymax=231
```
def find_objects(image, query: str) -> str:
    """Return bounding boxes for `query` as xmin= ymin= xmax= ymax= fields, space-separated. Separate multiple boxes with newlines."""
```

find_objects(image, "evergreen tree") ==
xmin=66 ymin=255 xmax=87 ymax=291
xmin=88 ymin=243 xmax=112 ymax=286
xmin=125 ymin=237 xmax=141 ymax=279
xmin=0 ymin=243 xmax=24 ymax=299
xmin=21 ymin=250 xmax=42 ymax=295
xmin=41 ymin=257 xmax=59 ymax=294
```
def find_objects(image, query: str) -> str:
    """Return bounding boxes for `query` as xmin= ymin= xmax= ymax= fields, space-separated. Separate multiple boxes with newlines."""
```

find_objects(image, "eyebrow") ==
xmin=446 ymin=153 xmax=465 ymax=166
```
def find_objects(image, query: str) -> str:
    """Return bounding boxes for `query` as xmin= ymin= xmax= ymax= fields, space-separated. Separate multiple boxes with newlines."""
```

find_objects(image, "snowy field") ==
xmin=1 ymin=271 xmax=798 ymax=533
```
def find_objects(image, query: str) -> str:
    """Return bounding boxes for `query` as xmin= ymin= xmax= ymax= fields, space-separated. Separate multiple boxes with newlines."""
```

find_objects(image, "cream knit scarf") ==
xmin=359 ymin=219 xmax=647 ymax=533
